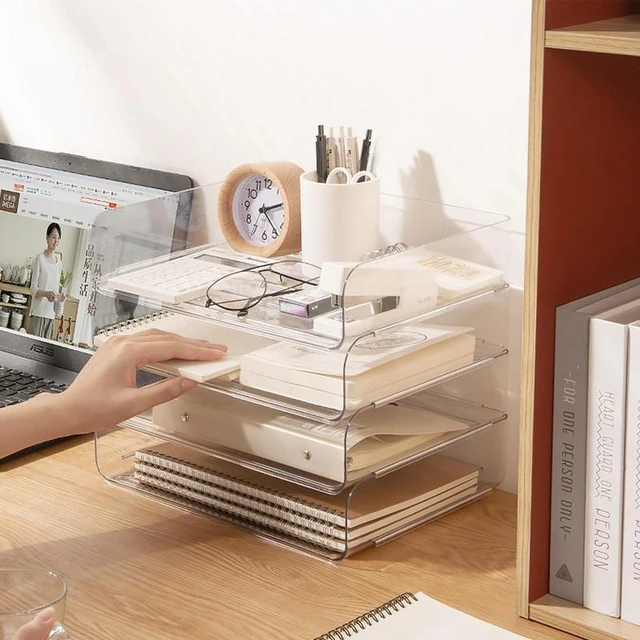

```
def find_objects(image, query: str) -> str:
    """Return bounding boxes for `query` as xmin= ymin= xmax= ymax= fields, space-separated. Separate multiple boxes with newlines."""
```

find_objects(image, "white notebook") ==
xmin=314 ymin=591 xmax=527 ymax=639
xmin=94 ymin=310 xmax=273 ymax=382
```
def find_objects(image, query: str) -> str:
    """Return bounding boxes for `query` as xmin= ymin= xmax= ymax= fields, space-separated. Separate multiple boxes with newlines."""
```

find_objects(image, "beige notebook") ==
xmin=94 ymin=310 xmax=273 ymax=382
xmin=133 ymin=444 xmax=479 ymax=546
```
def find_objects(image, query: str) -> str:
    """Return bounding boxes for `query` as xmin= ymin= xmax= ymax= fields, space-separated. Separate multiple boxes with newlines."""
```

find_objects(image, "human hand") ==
xmin=45 ymin=291 xmax=56 ymax=303
xmin=58 ymin=330 xmax=227 ymax=432
xmin=12 ymin=607 xmax=55 ymax=640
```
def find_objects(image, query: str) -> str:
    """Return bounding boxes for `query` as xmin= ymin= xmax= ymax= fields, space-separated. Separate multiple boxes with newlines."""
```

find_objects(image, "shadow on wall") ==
xmin=386 ymin=148 xmax=516 ymax=491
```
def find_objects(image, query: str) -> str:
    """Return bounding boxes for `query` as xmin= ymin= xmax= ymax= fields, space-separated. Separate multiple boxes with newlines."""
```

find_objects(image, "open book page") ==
xmin=316 ymin=591 xmax=528 ymax=639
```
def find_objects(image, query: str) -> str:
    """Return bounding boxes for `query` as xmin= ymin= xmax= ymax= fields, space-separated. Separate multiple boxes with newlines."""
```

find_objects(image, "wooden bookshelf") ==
xmin=546 ymin=15 xmax=640 ymax=56
xmin=517 ymin=1 xmax=640 ymax=639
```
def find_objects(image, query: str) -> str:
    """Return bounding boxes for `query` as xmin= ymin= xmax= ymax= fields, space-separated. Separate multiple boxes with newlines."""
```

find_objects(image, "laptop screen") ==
xmin=0 ymin=145 xmax=193 ymax=365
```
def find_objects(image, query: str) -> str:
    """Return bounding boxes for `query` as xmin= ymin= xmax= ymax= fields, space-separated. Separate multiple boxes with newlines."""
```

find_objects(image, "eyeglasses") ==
xmin=204 ymin=259 xmax=321 ymax=317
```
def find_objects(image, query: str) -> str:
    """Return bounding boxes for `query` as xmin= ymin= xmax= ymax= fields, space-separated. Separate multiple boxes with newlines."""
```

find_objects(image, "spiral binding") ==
xmin=96 ymin=310 xmax=174 ymax=337
xmin=361 ymin=242 xmax=410 ymax=262
xmin=314 ymin=592 xmax=418 ymax=639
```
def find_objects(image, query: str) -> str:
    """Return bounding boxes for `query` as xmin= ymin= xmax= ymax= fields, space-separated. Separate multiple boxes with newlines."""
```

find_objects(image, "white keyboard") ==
xmin=105 ymin=249 xmax=267 ymax=304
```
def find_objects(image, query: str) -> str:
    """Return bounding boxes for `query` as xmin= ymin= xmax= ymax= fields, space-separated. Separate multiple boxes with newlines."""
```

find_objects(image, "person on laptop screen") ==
xmin=29 ymin=223 xmax=64 ymax=340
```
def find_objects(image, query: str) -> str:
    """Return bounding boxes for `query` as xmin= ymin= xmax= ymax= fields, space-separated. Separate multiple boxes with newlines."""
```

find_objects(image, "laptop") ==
xmin=0 ymin=142 xmax=194 ymax=455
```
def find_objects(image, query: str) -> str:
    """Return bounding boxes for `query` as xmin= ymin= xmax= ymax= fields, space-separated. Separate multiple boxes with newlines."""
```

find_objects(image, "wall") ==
xmin=0 ymin=0 xmax=532 ymax=492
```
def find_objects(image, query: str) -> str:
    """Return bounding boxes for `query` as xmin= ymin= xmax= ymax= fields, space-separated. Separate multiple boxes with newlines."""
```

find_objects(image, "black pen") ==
xmin=316 ymin=124 xmax=328 ymax=183
xmin=357 ymin=128 xmax=372 ymax=182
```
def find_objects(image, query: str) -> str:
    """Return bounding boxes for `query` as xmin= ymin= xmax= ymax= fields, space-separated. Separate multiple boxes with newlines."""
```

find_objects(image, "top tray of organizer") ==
xmin=90 ymin=181 xmax=510 ymax=350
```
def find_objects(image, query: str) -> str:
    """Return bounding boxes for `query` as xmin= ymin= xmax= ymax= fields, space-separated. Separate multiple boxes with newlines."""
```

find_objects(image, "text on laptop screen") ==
xmin=0 ymin=159 xmax=171 ymax=349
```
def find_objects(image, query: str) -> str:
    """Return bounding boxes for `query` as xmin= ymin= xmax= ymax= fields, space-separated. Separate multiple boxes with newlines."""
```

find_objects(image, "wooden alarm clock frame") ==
xmin=217 ymin=161 xmax=304 ymax=258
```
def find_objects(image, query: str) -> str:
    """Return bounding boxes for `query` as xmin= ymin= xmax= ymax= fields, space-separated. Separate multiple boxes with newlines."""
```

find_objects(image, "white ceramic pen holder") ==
xmin=300 ymin=169 xmax=381 ymax=268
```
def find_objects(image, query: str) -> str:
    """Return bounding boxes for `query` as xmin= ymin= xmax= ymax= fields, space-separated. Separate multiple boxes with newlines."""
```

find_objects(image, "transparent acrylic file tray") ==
xmin=95 ymin=426 xmax=493 ymax=561
xmin=90 ymin=184 xmax=511 ymax=350
xmin=188 ymin=336 xmax=508 ymax=423
xmin=97 ymin=389 xmax=507 ymax=494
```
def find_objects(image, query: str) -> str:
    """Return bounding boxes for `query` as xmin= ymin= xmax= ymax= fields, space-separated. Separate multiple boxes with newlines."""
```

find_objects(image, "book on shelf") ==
xmin=239 ymin=328 xmax=476 ymax=410
xmin=152 ymin=389 xmax=471 ymax=481
xmin=584 ymin=298 xmax=640 ymax=617
xmin=312 ymin=591 xmax=528 ymax=639
xmin=549 ymin=276 xmax=640 ymax=604
xmin=132 ymin=443 xmax=480 ymax=552
xmin=94 ymin=310 xmax=273 ymax=382
xmin=621 ymin=321 xmax=640 ymax=625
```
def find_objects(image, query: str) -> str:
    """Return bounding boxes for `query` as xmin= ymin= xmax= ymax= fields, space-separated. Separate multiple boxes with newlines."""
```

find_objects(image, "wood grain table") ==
xmin=0 ymin=434 xmax=576 ymax=639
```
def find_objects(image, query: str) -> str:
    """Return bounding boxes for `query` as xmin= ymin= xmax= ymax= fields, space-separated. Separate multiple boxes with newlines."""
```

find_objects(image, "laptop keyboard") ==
xmin=0 ymin=366 xmax=69 ymax=407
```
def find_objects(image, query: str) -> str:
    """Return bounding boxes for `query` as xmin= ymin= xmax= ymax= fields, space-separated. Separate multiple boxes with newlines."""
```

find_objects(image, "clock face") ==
xmin=232 ymin=173 xmax=285 ymax=247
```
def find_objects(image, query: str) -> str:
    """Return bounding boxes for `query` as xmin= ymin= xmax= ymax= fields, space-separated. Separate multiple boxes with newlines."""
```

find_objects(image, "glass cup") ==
xmin=0 ymin=568 xmax=70 ymax=639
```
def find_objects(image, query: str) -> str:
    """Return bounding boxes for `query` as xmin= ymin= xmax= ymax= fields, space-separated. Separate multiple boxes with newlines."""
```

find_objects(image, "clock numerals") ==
xmin=234 ymin=174 xmax=286 ymax=247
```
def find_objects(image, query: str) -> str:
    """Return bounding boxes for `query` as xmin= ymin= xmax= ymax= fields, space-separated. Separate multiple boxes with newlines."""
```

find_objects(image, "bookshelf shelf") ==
xmin=529 ymin=596 xmax=640 ymax=640
xmin=517 ymin=0 xmax=640 ymax=638
xmin=545 ymin=15 xmax=640 ymax=56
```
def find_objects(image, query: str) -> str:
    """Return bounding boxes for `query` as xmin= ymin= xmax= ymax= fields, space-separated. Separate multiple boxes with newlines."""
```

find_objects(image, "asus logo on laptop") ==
xmin=30 ymin=344 xmax=55 ymax=358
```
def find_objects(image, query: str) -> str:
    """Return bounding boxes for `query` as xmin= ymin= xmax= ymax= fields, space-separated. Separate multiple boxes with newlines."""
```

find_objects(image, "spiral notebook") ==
xmin=314 ymin=591 xmax=528 ymax=639
xmin=93 ymin=311 xmax=273 ymax=382
xmin=132 ymin=445 xmax=481 ymax=551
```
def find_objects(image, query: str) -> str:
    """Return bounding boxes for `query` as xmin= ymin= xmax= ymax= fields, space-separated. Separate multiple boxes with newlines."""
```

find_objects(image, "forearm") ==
xmin=0 ymin=393 xmax=86 ymax=459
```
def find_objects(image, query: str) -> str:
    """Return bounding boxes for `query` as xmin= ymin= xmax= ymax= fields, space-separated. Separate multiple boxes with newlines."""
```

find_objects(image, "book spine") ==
xmin=583 ymin=319 xmax=628 ymax=616
xmin=548 ymin=306 xmax=589 ymax=603
xmin=621 ymin=325 xmax=640 ymax=624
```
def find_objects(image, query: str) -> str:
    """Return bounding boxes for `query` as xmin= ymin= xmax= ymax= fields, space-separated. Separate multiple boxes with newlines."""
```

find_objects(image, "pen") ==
xmin=358 ymin=129 xmax=372 ymax=182
xmin=342 ymin=126 xmax=360 ymax=178
xmin=326 ymin=127 xmax=346 ymax=182
xmin=316 ymin=124 xmax=327 ymax=183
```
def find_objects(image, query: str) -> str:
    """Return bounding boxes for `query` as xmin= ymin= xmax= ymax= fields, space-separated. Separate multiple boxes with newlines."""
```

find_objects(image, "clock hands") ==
xmin=258 ymin=202 xmax=283 ymax=235
xmin=259 ymin=202 xmax=283 ymax=214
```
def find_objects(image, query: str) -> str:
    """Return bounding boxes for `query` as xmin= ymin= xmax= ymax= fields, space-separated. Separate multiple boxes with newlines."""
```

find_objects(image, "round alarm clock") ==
xmin=217 ymin=161 xmax=305 ymax=257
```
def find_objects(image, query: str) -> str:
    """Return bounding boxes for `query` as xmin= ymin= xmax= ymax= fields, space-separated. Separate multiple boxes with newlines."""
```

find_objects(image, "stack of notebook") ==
xmin=132 ymin=443 xmax=481 ymax=552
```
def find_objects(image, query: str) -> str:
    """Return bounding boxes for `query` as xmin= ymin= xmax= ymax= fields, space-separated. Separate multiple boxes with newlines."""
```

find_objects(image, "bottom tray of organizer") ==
xmin=94 ymin=425 xmax=494 ymax=561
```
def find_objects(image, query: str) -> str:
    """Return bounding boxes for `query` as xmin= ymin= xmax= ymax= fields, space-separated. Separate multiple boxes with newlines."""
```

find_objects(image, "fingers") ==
xmin=13 ymin=607 xmax=56 ymax=640
xmin=131 ymin=376 xmax=196 ymax=413
xmin=130 ymin=340 xmax=227 ymax=367
xmin=104 ymin=329 xmax=228 ymax=353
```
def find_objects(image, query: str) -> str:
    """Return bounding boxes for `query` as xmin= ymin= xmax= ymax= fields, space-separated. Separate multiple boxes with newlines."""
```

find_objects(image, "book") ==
xmin=93 ymin=310 xmax=273 ymax=382
xmin=549 ymin=277 xmax=640 ymax=604
xmin=132 ymin=445 xmax=480 ymax=551
xmin=152 ymin=388 xmax=471 ymax=481
xmin=584 ymin=299 xmax=640 ymax=617
xmin=239 ymin=331 xmax=476 ymax=410
xmin=312 ymin=591 xmax=528 ymax=639
xmin=621 ymin=321 xmax=640 ymax=624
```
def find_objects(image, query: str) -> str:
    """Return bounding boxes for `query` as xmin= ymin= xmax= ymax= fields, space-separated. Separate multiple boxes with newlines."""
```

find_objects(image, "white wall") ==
xmin=0 ymin=0 xmax=531 ymax=492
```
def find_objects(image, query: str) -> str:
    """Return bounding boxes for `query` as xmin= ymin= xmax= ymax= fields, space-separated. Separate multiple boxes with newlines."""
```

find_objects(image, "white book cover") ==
xmin=584 ymin=301 xmax=640 ymax=617
xmin=240 ymin=333 xmax=476 ymax=410
xmin=240 ymin=323 xmax=473 ymax=377
xmin=621 ymin=321 xmax=640 ymax=624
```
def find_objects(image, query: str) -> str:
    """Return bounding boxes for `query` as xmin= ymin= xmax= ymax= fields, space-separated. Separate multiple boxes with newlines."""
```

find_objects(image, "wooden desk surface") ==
xmin=0 ymin=435 xmax=575 ymax=639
